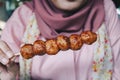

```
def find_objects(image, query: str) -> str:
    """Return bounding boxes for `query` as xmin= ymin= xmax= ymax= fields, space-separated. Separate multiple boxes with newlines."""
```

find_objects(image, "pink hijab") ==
xmin=26 ymin=0 xmax=104 ymax=39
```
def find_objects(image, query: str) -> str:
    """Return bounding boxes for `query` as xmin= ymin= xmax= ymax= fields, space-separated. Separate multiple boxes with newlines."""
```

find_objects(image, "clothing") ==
xmin=26 ymin=0 xmax=104 ymax=39
xmin=19 ymin=14 xmax=113 ymax=80
xmin=1 ymin=0 xmax=120 ymax=80
xmin=19 ymin=13 xmax=113 ymax=80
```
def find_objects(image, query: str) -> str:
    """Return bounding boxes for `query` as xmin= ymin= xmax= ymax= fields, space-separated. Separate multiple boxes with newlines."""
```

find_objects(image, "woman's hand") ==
xmin=0 ymin=40 xmax=19 ymax=80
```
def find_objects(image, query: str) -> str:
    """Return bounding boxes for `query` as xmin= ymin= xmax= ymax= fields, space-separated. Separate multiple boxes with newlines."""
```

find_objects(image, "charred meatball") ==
xmin=81 ymin=31 xmax=97 ymax=44
xmin=56 ymin=35 xmax=70 ymax=50
xmin=20 ymin=44 xmax=34 ymax=59
xmin=33 ymin=40 xmax=46 ymax=55
xmin=69 ymin=34 xmax=83 ymax=50
xmin=45 ymin=39 xmax=59 ymax=55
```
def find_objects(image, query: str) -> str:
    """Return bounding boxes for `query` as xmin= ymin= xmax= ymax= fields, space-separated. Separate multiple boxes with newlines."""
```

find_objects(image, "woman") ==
xmin=0 ymin=0 xmax=120 ymax=80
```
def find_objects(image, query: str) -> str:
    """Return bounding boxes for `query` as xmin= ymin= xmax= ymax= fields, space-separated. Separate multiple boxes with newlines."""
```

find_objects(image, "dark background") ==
xmin=112 ymin=0 xmax=120 ymax=8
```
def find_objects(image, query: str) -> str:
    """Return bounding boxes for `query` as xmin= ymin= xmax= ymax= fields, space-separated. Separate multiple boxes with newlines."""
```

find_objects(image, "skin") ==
xmin=51 ymin=0 xmax=87 ymax=11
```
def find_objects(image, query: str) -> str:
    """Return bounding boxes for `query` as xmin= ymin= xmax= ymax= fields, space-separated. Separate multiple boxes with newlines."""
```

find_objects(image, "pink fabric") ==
xmin=1 ymin=0 xmax=120 ymax=80
xmin=25 ymin=0 xmax=104 ymax=39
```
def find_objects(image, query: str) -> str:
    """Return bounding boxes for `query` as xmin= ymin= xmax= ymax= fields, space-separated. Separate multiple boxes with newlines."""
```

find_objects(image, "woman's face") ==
xmin=51 ymin=0 xmax=86 ymax=11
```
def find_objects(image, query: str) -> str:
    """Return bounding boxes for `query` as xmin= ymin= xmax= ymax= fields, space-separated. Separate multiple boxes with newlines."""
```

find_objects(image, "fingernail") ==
xmin=1 ymin=58 xmax=9 ymax=65
xmin=6 ymin=51 xmax=14 ymax=58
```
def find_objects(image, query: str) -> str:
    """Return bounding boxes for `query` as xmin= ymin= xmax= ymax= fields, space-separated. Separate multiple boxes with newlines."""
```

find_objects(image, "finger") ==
xmin=0 ymin=40 xmax=14 ymax=59
xmin=0 ymin=49 xmax=9 ymax=65
xmin=10 ymin=52 xmax=20 ymax=62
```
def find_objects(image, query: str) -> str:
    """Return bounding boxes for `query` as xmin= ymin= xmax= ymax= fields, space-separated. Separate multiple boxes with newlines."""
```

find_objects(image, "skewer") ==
xmin=20 ymin=31 xmax=97 ymax=59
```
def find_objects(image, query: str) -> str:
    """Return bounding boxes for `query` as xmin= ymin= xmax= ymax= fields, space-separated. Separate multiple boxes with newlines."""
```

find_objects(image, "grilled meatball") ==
xmin=33 ymin=40 xmax=46 ymax=55
xmin=20 ymin=44 xmax=34 ymax=59
xmin=45 ymin=39 xmax=59 ymax=55
xmin=69 ymin=34 xmax=83 ymax=50
xmin=56 ymin=35 xmax=70 ymax=50
xmin=81 ymin=31 xmax=97 ymax=44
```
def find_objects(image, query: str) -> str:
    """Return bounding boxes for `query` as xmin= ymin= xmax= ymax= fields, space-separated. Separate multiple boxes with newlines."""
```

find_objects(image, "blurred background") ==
xmin=0 ymin=0 xmax=31 ymax=35
xmin=0 ymin=0 xmax=120 ymax=35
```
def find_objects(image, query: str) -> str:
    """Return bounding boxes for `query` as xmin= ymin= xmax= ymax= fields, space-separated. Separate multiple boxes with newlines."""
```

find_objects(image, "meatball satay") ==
xmin=20 ymin=44 xmax=34 ymax=59
xmin=69 ymin=34 xmax=83 ymax=50
xmin=45 ymin=39 xmax=59 ymax=55
xmin=33 ymin=40 xmax=46 ymax=55
xmin=56 ymin=35 xmax=70 ymax=50
xmin=80 ymin=31 xmax=97 ymax=45
xmin=20 ymin=31 xmax=97 ymax=59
